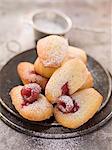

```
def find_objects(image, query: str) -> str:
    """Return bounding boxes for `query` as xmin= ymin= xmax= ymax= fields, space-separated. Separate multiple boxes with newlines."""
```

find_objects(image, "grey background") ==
xmin=0 ymin=0 xmax=112 ymax=150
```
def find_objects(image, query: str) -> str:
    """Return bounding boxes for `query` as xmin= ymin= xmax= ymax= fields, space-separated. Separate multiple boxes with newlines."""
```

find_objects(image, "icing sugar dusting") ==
xmin=42 ymin=49 xmax=66 ymax=67
xmin=59 ymin=95 xmax=73 ymax=106
xmin=24 ymin=83 xmax=41 ymax=93
xmin=41 ymin=37 xmax=68 ymax=67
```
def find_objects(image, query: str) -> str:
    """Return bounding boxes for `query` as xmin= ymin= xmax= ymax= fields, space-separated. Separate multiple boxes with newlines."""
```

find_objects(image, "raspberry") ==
xmin=57 ymin=95 xmax=74 ymax=113
xmin=21 ymin=83 xmax=41 ymax=105
xmin=57 ymin=95 xmax=79 ymax=113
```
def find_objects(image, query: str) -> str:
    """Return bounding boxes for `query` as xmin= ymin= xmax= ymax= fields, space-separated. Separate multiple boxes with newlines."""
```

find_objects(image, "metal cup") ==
xmin=31 ymin=10 xmax=72 ymax=41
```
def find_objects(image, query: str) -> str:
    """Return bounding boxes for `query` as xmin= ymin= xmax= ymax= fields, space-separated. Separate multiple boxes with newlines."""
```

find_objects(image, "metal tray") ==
xmin=0 ymin=49 xmax=112 ymax=138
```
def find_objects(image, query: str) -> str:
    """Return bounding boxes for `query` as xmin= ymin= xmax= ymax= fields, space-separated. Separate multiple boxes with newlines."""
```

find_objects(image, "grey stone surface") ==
xmin=0 ymin=0 xmax=112 ymax=150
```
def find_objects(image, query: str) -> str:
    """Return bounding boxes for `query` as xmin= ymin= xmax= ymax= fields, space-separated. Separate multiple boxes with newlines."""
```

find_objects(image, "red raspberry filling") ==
xmin=21 ymin=83 xmax=41 ymax=106
xmin=61 ymin=82 xmax=69 ymax=95
xmin=57 ymin=95 xmax=79 ymax=113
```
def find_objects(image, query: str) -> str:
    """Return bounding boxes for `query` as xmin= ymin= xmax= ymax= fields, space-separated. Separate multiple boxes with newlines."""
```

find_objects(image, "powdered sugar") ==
xmin=42 ymin=49 xmax=66 ymax=67
xmin=24 ymin=83 xmax=41 ymax=92
xmin=22 ymin=94 xmax=52 ymax=115
xmin=59 ymin=95 xmax=73 ymax=106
